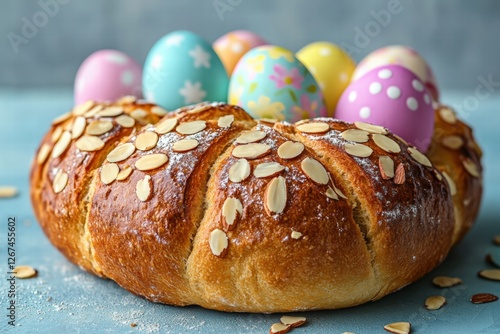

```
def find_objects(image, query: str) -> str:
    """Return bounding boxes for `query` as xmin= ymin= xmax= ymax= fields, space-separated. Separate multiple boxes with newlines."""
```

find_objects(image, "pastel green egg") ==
xmin=229 ymin=45 xmax=326 ymax=122
xmin=142 ymin=30 xmax=228 ymax=111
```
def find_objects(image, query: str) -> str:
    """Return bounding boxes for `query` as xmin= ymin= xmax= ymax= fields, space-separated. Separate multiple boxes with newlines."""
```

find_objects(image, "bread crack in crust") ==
xmin=30 ymin=100 xmax=482 ymax=313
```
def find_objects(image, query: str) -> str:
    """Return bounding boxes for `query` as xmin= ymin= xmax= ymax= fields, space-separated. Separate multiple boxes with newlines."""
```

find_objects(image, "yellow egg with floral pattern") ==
xmin=229 ymin=45 xmax=326 ymax=122
xmin=297 ymin=42 xmax=356 ymax=116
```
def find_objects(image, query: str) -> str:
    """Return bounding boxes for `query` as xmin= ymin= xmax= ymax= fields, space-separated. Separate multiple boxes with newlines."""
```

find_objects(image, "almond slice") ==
xmin=344 ymin=143 xmax=373 ymax=158
xmin=51 ymin=131 xmax=72 ymax=158
xmin=394 ymin=163 xmax=406 ymax=185
xmin=116 ymin=166 xmax=133 ymax=181
xmin=494 ymin=235 xmax=500 ymax=246
xmin=379 ymin=156 xmax=395 ymax=179
xmin=117 ymin=95 xmax=136 ymax=105
xmin=432 ymin=276 xmax=462 ymax=288
xmin=462 ymin=157 xmax=480 ymax=178
xmin=53 ymin=169 xmax=68 ymax=194
xmin=135 ymin=175 xmax=152 ymax=201
xmin=101 ymin=163 xmax=119 ymax=185
xmin=86 ymin=120 xmax=113 ymax=136
xmin=14 ymin=265 xmax=37 ymax=279
xmin=442 ymin=171 xmax=457 ymax=196
xmin=51 ymin=126 xmax=63 ymax=143
xmin=151 ymin=106 xmax=168 ymax=116
xmin=439 ymin=107 xmax=457 ymax=124
xmin=115 ymin=115 xmax=136 ymax=128
xmin=329 ymin=174 xmax=347 ymax=199
xmin=135 ymin=131 xmax=159 ymax=151
xmin=280 ymin=316 xmax=306 ymax=328
xmin=270 ymin=323 xmax=290 ymax=334
xmin=383 ymin=322 xmax=411 ymax=334
xmin=258 ymin=118 xmax=278 ymax=124
xmin=434 ymin=169 xmax=443 ymax=181
xmin=130 ymin=108 xmax=148 ymax=122
xmin=372 ymin=134 xmax=401 ymax=153
xmin=354 ymin=121 xmax=388 ymax=134
xmin=425 ymin=296 xmax=446 ymax=310
xmin=471 ymin=293 xmax=498 ymax=304
xmin=37 ymin=144 xmax=52 ymax=164
xmin=176 ymin=120 xmax=207 ymax=135
xmin=155 ymin=118 xmax=178 ymax=134
xmin=408 ymin=147 xmax=432 ymax=167
xmin=72 ymin=100 xmax=94 ymax=116
xmin=296 ymin=122 xmax=330 ymax=133
xmin=0 ymin=186 xmax=18 ymax=198
xmin=222 ymin=197 xmax=243 ymax=230
xmin=236 ymin=130 xmax=266 ymax=144
xmin=71 ymin=116 xmax=87 ymax=139
xmin=254 ymin=162 xmax=285 ymax=178
xmin=232 ymin=143 xmax=271 ymax=159
xmin=84 ymin=105 xmax=103 ymax=118
xmin=393 ymin=133 xmax=409 ymax=146
xmin=135 ymin=154 xmax=168 ymax=171
xmin=442 ymin=135 xmax=464 ymax=150
xmin=278 ymin=141 xmax=304 ymax=160
xmin=98 ymin=106 xmax=123 ymax=117
xmin=107 ymin=143 xmax=136 ymax=162
xmin=209 ymin=229 xmax=228 ymax=257
xmin=301 ymin=158 xmax=329 ymax=185
xmin=187 ymin=104 xmax=211 ymax=114
xmin=173 ymin=139 xmax=199 ymax=152
xmin=341 ymin=129 xmax=369 ymax=143
xmin=218 ymin=115 xmax=234 ymax=128
xmin=291 ymin=231 xmax=303 ymax=239
xmin=52 ymin=111 xmax=72 ymax=125
xmin=265 ymin=176 xmax=287 ymax=215
xmin=75 ymin=135 xmax=105 ymax=152
xmin=229 ymin=159 xmax=251 ymax=182
xmin=478 ymin=269 xmax=500 ymax=281
xmin=326 ymin=187 xmax=339 ymax=200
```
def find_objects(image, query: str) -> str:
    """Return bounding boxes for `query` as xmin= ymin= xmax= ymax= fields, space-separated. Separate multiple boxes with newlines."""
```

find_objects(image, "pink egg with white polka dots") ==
xmin=74 ymin=49 xmax=143 ymax=104
xmin=335 ymin=65 xmax=434 ymax=152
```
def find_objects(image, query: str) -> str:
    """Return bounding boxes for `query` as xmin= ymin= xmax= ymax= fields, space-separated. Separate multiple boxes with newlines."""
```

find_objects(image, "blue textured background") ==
xmin=1 ymin=0 xmax=500 ymax=90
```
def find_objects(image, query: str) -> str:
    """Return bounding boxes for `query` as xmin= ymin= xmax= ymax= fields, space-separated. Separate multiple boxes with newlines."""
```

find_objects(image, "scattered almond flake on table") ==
xmin=470 ymin=293 xmax=498 ymax=304
xmin=486 ymin=251 xmax=500 ymax=268
xmin=269 ymin=322 xmax=290 ymax=334
xmin=425 ymin=295 xmax=446 ymax=310
xmin=383 ymin=321 xmax=411 ymax=334
xmin=14 ymin=265 xmax=37 ymax=279
xmin=478 ymin=269 xmax=500 ymax=281
xmin=494 ymin=235 xmax=500 ymax=246
xmin=0 ymin=186 xmax=18 ymax=198
xmin=432 ymin=276 xmax=462 ymax=288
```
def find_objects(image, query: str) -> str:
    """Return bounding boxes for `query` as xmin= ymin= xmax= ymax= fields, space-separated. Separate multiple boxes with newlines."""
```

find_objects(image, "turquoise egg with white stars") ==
xmin=229 ymin=45 xmax=326 ymax=122
xmin=143 ymin=30 xmax=229 ymax=111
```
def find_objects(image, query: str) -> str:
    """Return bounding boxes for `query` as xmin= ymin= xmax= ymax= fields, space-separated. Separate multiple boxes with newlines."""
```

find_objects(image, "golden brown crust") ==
xmin=30 ymin=100 xmax=482 ymax=313
xmin=427 ymin=105 xmax=483 ymax=244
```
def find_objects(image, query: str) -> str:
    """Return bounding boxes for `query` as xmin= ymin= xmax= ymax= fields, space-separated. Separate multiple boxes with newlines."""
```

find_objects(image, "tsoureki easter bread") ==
xmin=30 ymin=98 xmax=481 ymax=313
xmin=31 ymin=30 xmax=482 ymax=312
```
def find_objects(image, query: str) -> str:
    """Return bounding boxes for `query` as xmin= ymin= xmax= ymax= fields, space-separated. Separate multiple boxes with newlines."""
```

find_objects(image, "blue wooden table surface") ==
xmin=0 ymin=89 xmax=499 ymax=333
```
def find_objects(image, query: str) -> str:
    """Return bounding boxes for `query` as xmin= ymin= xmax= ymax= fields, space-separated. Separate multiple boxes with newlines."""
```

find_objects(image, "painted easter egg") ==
xmin=213 ymin=30 xmax=266 ymax=75
xmin=74 ymin=49 xmax=142 ymax=105
xmin=143 ymin=30 xmax=228 ymax=111
xmin=229 ymin=45 xmax=326 ymax=122
xmin=335 ymin=65 xmax=434 ymax=152
xmin=296 ymin=42 xmax=356 ymax=117
xmin=352 ymin=45 xmax=439 ymax=101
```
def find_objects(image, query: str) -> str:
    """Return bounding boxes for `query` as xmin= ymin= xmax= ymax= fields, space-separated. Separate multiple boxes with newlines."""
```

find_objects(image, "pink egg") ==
xmin=74 ymin=50 xmax=143 ymax=104
xmin=213 ymin=30 xmax=266 ymax=75
xmin=352 ymin=45 xmax=439 ymax=101
xmin=335 ymin=65 xmax=434 ymax=152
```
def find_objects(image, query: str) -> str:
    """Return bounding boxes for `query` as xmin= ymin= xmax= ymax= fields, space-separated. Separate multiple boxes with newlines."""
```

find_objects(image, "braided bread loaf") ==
xmin=30 ymin=98 xmax=482 ymax=312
